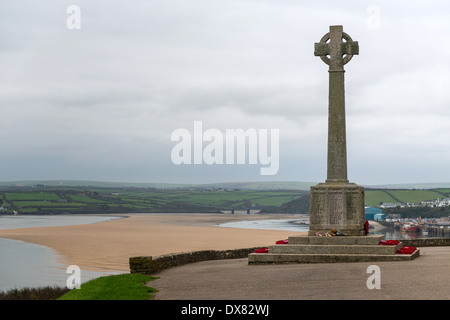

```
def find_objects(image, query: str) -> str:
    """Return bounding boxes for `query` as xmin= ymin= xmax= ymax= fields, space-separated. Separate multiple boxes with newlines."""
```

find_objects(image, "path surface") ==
xmin=151 ymin=246 xmax=450 ymax=300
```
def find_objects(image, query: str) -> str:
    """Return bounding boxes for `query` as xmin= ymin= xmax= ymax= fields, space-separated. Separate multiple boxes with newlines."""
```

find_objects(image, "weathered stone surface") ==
xmin=314 ymin=25 xmax=359 ymax=71
xmin=401 ymin=238 xmax=450 ymax=247
xmin=268 ymin=244 xmax=400 ymax=255
xmin=288 ymin=235 xmax=384 ymax=245
xmin=314 ymin=25 xmax=359 ymax=182
xmin=308 ymin=182 xmax=365 ymax=236
xmin=248 ymin=250 xmax=420 ymax=264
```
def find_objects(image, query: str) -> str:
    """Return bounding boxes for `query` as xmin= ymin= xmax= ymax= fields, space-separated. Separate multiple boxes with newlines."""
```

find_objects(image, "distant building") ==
xmin=379 ymin=202 xmax=401 ymax=208
xmin=365 ymin=207 xmax=382 ymax=221
xmin=374 ymin=213 xmax=387 ymax=221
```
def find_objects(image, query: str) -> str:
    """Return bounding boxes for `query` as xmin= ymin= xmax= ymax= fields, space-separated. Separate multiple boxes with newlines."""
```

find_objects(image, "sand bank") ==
xmin=0 ymin=214 xmax=306 ymax=272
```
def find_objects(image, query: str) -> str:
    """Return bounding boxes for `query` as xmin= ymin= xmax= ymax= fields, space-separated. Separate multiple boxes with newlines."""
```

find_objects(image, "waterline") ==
xmin=0 ymin=215 xmax=124 ymax=292
xmin=0 ymin=214 xmax=123 ymax=230
xmin=219 ymin=218 xmax=309 ymax=232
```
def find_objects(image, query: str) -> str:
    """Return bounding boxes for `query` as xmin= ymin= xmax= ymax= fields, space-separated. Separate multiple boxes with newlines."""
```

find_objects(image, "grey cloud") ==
xmin=2 ymin=1 xmax=450 ymax=184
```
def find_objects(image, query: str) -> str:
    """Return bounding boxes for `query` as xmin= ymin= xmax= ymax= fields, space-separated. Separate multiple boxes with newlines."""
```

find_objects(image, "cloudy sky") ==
xmin=1 ymin=0 xmax=450 ymax=186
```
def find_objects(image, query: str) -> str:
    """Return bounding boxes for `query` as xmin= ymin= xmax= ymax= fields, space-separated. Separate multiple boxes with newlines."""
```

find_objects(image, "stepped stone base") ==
xmin=248 ymin=235 xmax=420 ymax=264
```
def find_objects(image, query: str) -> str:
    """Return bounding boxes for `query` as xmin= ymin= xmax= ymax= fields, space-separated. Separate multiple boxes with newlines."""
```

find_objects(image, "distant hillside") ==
xmin=0 ymin=180 xmax=317 ymax=191
xmin=273 ymin=193 xmax=310 ymax=214
xmin=0 ymin=180 xmax=193 ymax=189
xmin=3 ymin=180 xmax=450 ymax=191
xmin=364 ymin=188 xmax=450 ymax=207
xmin=0 ymin=187 xmax=306 ymax=215
xmin=363 ymin=183 xmax=450 ymax=189
xmin=198 ymin=181 xmax=316 ymax=191
xmin=2 ymin=183 xmax=450 ymax=216
xmin=269 ymin=187 xmax=450 ymax=214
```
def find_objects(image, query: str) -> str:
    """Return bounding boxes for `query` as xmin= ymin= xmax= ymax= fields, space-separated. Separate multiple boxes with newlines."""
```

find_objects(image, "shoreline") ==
xmin=0 ymin=213 xmax=307 ymax=272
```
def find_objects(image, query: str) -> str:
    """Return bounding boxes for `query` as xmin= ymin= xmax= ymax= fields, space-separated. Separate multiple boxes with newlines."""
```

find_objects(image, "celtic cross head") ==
xmin=314 ymin=25 xmax=359 ymax=71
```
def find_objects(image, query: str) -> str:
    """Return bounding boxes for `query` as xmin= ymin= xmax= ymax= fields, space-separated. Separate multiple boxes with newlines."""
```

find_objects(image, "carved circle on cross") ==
xmin=318 ymin=31 xmax=355 ymax=66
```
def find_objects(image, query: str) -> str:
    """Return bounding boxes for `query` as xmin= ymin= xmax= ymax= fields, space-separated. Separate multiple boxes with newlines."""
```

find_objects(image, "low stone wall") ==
xmin=401 ymin=238 xmax=450 ymax=247
xmin=129 ymin=247 xmax=263 ymax=275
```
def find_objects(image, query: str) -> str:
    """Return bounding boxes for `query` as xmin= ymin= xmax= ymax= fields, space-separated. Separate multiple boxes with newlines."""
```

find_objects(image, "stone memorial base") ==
xmin=308 ymin=181 xmax=365 ymax=236
xmin=248 ymin=235 xmax=420 ymax=264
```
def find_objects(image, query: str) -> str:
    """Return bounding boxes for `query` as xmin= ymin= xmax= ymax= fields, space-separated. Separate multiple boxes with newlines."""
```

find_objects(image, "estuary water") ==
xmin=218 ymin=217 xmax=448 ymax=240
xmin=219 ymin=218 xmax=310 ymax=232
xmin=0 ymin=215 xmax=124 ymax=292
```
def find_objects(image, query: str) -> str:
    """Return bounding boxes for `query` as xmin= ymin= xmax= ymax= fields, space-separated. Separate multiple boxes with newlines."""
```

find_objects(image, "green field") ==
xmin=5 ymin=192 xmax=61 ymax=201
xmin=364 ymin=189 xmax=450 ymax=207
xmin=0 ymin=187 xmax=305 ymax=214
xmin=387 ymin=190 xmax=445 ymax=203
xmin=364 ymin=190 xmax=397 ymax=207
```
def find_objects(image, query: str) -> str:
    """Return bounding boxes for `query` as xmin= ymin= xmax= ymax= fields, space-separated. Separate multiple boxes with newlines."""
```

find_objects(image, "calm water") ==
xmin=218 ymin=218 xmax=448 ymax=240
xmin=219 ymin=219 xmax=310 ymax=232
xmin=0 ymin=215 xmax=124 ymax=292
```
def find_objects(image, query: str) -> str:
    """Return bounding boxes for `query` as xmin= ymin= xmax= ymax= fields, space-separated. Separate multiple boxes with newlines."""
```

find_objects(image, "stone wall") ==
xmin=129 ymin=247 xmax=263 ymax=275
xmin=402 ymin=238 xmax=450 ymax=247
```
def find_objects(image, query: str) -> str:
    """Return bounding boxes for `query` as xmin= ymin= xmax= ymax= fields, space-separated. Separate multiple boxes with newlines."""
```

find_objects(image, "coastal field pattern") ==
xmin=1 ymin=182 xmax=450 ymax=215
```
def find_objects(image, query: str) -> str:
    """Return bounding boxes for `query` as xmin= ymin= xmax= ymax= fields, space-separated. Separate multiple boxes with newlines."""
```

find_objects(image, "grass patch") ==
xmin=68 ymin=195 xmax=108 ymax=204
xmin=251 ymin=195 xmax=300 ymax=206
xmin=365 ymin=190 xmax=397 ymax=207
xmin=58 ymin=273 xmax=158 ymax=300
xmin=5 ymin=192 xmax=61 ymax=201
xmin=12 ymin=201 xmax=85 ymax=207
xmin=388 ymin=190 xmax=444 ymax=203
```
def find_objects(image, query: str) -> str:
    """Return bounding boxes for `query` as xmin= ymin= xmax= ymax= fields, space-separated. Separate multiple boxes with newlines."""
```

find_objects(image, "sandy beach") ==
xmin=0 ymin=213 xmax=306 ymax=273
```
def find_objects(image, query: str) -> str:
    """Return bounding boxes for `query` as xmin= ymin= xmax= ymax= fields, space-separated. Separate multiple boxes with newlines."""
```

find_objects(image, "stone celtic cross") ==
xmin=308 ymin=25 xmax=364 ymax=237
xmin=314 ymin=25 xmax=359 ymax=183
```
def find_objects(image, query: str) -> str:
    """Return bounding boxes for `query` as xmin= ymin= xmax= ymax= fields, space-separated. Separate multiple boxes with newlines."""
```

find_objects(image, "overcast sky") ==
xmin=1 ymin=1 xmax=450 ymax=186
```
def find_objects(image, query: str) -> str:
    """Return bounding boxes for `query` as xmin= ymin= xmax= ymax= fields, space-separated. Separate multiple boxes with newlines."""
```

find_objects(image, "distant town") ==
xmin=379 ymin=198 xmax=450 ymax=209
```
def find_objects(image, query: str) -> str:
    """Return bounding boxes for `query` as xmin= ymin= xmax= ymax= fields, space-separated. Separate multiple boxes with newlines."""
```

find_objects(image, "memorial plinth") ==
xmin=308 ymin=182 xmax=365 ymax=236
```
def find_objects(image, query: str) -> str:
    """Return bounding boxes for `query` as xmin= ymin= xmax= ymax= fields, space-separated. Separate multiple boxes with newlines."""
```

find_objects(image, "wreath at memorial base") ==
xmin=379 ymin=239 xmax=417 ymax=254
xmin=379 ymin=240 xmax=400 ymax=246
xmin=254 ymin=239 xmax=289 ymax=253
xmin=364 ymin=220 xmax=370 ymax=235
xmin=396 ymin=246 xmax=417 ymax=254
